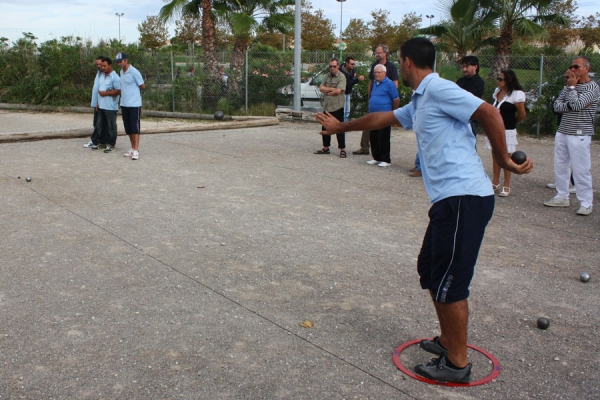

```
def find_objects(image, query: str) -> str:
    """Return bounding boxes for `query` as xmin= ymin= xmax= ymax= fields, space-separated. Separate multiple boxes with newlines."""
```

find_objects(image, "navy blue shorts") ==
xmin=121 ymin=106 xmax=141 ymax=135
xmin=417 ymin=195 xmax=494 ymax=303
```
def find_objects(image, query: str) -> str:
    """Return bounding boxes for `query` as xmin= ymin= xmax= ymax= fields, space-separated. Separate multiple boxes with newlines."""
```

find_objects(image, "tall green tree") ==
xmin=294 ymin=3 xmax=336 ymax=51
xmin=159 ymin=0 xmax=219 ymax=79
xmin=138 ymin=16 xmax=169 ymax=53
xmin=342 ymin=18 xmax=371 ymax=54
xmin=480 ymin=0 xmax=568 ymax=78
xmin=212 ymin=0 xmax=294 ymax=95
xmin=417 ymin=0 xmax=498 ymax=61
xmin=391 ymin=12 xmax=423 ymax=51
xmin=367 ymin=9 xmax=396 ymax=49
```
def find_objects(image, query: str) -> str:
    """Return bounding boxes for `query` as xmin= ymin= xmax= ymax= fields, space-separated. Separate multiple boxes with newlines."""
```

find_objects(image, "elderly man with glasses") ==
xmin=544 ymin=56 xmax=600 ymax=216
xmin=314 ymin=58 xmax=347 ymax=158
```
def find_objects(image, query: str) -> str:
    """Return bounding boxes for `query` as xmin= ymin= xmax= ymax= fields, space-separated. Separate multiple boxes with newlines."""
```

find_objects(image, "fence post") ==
xmin=171 ymin=51 xmax=175 ymax=112
xmin=537 ymin=54 xmax=543 ymax=136
xmin=245 ymin=49 xmax=248 ymax=114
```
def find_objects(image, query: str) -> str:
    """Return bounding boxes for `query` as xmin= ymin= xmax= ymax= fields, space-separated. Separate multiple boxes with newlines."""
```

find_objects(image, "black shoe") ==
xmin=419 ymin=336 xmax=447 ymax=356
xmin=352 ymin=149 xmax=369 ymax=155
xmin=103 ymin=146 xmax=116 ymax=153
xmin=414 ymin=354 xmax=472 ymax=383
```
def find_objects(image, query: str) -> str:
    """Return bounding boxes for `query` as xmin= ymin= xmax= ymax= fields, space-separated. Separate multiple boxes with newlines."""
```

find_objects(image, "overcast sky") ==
xmin=0 ymin=0 xmax=598 ymax=46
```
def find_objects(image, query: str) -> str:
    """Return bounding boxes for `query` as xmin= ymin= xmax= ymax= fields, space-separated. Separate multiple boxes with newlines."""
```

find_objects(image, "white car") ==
xmin=280 ymin=72 xmax=325 ymax=108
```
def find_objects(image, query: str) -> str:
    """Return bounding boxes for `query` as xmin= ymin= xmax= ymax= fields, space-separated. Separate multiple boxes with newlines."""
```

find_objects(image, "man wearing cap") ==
xmin=97 ymin=57 xmax=121 ymax=153
xmin=116 ymin=52 xmax=145 ymax=160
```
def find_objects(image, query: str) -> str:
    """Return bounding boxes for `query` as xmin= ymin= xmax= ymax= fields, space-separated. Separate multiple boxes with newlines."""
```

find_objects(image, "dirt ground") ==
xmin=0 ymin=111 xmax=598 ymax=399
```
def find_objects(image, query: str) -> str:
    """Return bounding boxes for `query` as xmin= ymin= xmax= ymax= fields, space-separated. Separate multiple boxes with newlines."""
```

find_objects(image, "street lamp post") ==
xmin=115 ymin=13 xmax=124 ymax=42
xmin=336 ymin=0 xmax=346 ymax=59
xmin=426 ymin=14 xmax=434 ymax=27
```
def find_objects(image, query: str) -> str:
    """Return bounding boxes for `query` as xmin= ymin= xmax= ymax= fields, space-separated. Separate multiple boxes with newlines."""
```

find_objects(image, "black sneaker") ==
xmin=103 ymin=146 xmax=116 ymax=153
xmin=414 ymin=354 xmax=472 ymax=383
xmin=419 ymin=336 xmax=447 ymax=356
xmin=352 ymin=149 xmax=369 ymax=155
xmin=90 ymin=143 xmax=99 ymax=150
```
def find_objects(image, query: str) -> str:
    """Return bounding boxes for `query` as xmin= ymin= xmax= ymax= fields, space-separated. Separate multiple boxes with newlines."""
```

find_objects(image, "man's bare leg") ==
xmin=433 ymin=299 xmax=469 ymax=368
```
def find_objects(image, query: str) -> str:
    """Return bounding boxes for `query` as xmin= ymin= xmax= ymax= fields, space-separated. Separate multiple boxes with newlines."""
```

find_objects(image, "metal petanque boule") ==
xmin=26 ymin=176 xmax=32 ymax=182
xmin=214 ymin=110 xmax=224 ymax=120
xmin=537 ymin=317 xmax=550 ymax=330
xmin=580 ymin=272 xmax=591 ymax=283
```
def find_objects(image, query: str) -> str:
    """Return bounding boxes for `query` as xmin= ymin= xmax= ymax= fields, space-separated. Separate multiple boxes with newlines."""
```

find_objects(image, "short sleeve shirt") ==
xmin=369 ymin=60 xmax=399 ymax=84
xmin=492 ymin=88 xmax=525 ymax=130
xmin=393 ymin=73 xmax=492 ymax=203
xmin=98 ymin=71 xmax=121 ymax=111
xmin=120 ymin=65 xmax=144 ymax=107
xmin=321 ymin=71 xmax=346 ymax=112
xmin=368 ymin=77 xmax=399 ymax=113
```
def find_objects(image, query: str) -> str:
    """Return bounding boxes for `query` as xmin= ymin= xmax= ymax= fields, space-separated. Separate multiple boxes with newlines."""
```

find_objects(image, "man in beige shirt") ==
xmin=314 ymin=58 xmax=347 ymax=158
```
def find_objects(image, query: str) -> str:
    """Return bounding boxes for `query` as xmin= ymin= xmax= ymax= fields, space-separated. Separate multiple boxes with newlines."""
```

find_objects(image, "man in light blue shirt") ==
xmin=83 ymin=56 xmax=105 ymax=149
xmin=317 ymin=37 xmax=533 ymax=383
xmin=116 ymin=52 xmax=145 ymax=160
xmin=97 ymin=57 xmax=121 ymax=153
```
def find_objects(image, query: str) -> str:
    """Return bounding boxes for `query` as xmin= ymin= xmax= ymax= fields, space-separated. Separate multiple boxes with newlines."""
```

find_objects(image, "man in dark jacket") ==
xmin=339 ymin=56 xmax=364 ymax=122
xmin=456 ymin=55 xmax=485 ymax=136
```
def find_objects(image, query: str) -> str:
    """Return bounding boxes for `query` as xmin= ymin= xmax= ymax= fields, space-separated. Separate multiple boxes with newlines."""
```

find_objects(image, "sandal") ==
xmin=339 ymin=150 xmax=347 ymax=158
xmin=499 ymin=186 xmax=510 ymax=197
xmin=492 ymin=183 xmax=501 ymax=192
xmin=314 ymin=148 xmax=330 ymax=154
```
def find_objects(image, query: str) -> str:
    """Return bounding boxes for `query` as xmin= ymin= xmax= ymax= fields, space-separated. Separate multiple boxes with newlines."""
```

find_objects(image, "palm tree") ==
xmin=159 ymin=0 xmax=219 ymax=80
xmin=480 ymin=0 xmax=568 ymax=78
xmin=212 ymin=0 xmax=294 ymax=96
xmin=417 ymin=0 xmax=498 ymax=62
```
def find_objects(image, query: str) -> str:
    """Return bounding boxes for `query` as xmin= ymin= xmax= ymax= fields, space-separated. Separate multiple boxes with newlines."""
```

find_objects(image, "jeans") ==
xmin=344 ymin=94 xmax=351 ymax=122
xmin=91 ymin=109 xmax=100 ymax=144
xmin=414 ymin=152 xmax=421 ymax=171
xmin=369 ymin=127 xmax=391 ymax=163
xmin=97 ymin=109 xmax=118 ymax=146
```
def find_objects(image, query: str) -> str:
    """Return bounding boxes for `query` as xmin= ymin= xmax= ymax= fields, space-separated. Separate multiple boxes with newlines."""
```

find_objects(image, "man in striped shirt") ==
xmin=545 ymin=56 xmax=599 ymax=216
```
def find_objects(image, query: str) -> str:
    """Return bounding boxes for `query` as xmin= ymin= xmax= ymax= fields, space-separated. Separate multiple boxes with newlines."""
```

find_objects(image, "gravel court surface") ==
xmin=0 ymin=113 xmax=598 ymax=399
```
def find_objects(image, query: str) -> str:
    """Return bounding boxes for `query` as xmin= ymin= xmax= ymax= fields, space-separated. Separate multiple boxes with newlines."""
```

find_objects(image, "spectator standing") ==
xmin=410 ymin=55 xmax=485 ymax=177
xmin=219 ymin=66 xmax=228 ymax=94
xmin=317 ymin=37 xmax=533 ymax=383
xmin=353 ymin=45 xmax=398 ymax=155
xmin=485 ymin=69 xmax=526 ymax=197
xmin=544 ymin=56 xmax=599 ymax=215
xmin=96 ymin=57 xmax=121 ymax=153
xmin=366 ymin=64 xmax=400 ymax=167
xmin=83 ymin=56 xmax=105 ymax=149
xmin=314 ymin=58 xmax=347 ymax=158
xmin=116 ymin=52 xmax=146 ymax=161
xmin=339 ymin=56 xmax=365 ymax=122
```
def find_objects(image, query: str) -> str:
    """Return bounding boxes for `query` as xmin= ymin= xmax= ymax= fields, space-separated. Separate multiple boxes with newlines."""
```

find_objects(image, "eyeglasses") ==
xmin=497 ymin=77 xmax=505 ymax=81
xmin=349 ymin=63 xmax=355 ymax=66
xmin=569 ymin=65 xmax=581 ymax=70
xmin=329 ymin=65 xmax=338 ymax=69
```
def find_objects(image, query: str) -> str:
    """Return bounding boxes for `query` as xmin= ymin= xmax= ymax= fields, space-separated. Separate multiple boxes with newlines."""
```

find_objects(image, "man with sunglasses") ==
xmin=544 ymin=56 xmax=599 ymax=216
xmin=314 ymin=58 xmax=347 ymax=158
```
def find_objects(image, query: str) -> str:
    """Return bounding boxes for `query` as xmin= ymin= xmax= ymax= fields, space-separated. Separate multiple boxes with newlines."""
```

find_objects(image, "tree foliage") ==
xmin=296 ymin=2 xmax=336 ymax=50
xmin=138 ymin=15 xmax=169 ymax=52
xmin=175 ymin=13 xmax=202 ymax=44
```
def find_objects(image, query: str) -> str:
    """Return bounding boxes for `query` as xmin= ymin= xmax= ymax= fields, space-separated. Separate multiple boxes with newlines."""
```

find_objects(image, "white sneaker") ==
xmin=366 ymin=160 xmax=379 ymax=165
xmin=131 ymin=150 xmax=139 ymax=160
xmin=83 ymin=140 xmax=94 ymax=148
xmin=124 ymin=149 xmax=135 ymax=157
xmin=576 ymin=205 xmax=592 ymax=215
xmin=569 ymin=186 xmax=576 ymax=194
xmin=544 ymin=197 xmax=569 ymax=207
xmin=378 ymin=162 xmax=391 ymax=167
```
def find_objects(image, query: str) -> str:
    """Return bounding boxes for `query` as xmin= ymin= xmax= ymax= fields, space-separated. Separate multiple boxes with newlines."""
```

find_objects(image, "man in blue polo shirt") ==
xmin=366 ymin=64 xmax=399 ymax=167
xmin=84 ymin=56 xmax=105 ymax=149
xmin=317 ymin=37 xmax=533 ymax=383
xmin=116 ymin=52 xmax=145 ymax=160
xmin=97 ymin=57 xmax=121 ymax=153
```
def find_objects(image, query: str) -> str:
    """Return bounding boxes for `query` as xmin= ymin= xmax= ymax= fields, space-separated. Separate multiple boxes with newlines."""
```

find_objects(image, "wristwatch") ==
xmin=568 ymin=85 xmax=576 ymax=90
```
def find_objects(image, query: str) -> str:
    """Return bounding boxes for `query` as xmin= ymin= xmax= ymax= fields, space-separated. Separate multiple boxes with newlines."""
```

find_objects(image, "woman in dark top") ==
xmin=485 ymin=69 xmax=527 ymax=197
